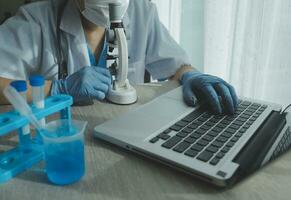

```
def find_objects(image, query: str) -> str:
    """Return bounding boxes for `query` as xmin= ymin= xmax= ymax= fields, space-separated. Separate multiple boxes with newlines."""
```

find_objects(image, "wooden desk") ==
xmin=1 ymin=81 xmax=291 ymax=200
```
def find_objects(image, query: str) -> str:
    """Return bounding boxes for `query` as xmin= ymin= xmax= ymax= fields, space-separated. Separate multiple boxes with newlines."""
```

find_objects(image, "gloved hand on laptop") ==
xmin=181 ymin=71 xmax=238 ymax=114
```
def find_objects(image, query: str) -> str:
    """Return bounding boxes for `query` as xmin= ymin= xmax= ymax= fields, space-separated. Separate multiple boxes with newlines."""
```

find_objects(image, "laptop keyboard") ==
xmin=271 ymin=127 xmax=291 ymax=160
xmin=149 ymin=100 xmax=268 ymax=166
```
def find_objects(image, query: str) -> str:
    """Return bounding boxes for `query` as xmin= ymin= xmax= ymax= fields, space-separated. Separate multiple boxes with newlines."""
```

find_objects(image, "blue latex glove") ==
xmin=51 ymin=66 xmax=112 ymax=104
xmin=181 ymin=71 xmax=238 ymax=114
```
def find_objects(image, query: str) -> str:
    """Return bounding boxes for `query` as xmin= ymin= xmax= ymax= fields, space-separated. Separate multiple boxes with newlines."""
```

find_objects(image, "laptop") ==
xmin=94 ymin=87 xmax=291 ymax=187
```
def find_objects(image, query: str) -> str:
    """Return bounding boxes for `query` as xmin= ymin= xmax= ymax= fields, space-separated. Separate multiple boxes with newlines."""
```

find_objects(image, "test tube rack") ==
xmin=0 ymin=95 xmax=73 ymax=183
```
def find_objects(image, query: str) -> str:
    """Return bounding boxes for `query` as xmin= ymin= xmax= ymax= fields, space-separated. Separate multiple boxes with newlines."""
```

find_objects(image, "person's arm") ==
xmin=171 ymin=65 xmax=196 ymax=81
xmin=0 ymin=77 xmax=52 ymax=105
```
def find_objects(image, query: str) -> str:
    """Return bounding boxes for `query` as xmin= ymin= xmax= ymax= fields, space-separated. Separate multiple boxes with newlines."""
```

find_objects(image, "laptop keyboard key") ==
xmin=202 ymin=135 xmax=214 ymax=142
xmin=206 ymin=145 xmax=219 ymax=153
xmin=221 ymin=119 xmax=231 ymax=125
xmin=194 ymin=119 xmax=204 ymax=126
xmin=212 ymin=126 xmax=223 ymax=133
xmin=251 ymin=103 xmax=261 ymax=107
xmin=183 ymin=127 xmax=193 ymax=133
xmin=216 ymin=152 xmax=225 ymax=159
xmin=243 ymin=124 xmax=251 ymax=129
xmin=208 ymin=131 xmax=219 ymax=137
xmin=190 ymin=132 xmax=201 ymax=139
xmin=198 ymin=117 xmax=208 ymax=123
xmin=217 ymin=123 xmax=227 ymax=129
xmin=176 ymin=131 xmax=188 ymax=138
xmin=159 ymin=133 xmax=171 ymax=140
xmin=221 ymin=132 xmax=232 ymax=138
xmin=221 ymin=146 xmax=230 ymax=153
xmin=188 ymin=123 xmax=198 ymax=129
xmin=253 ymin=113 xmax=260 ymax=118
xmin=202 ymin=112 xmax=212 ymax=118
xmin=182 ymin=111 xmax=201 ymax=123
xmin=225 ymin=127 xmax=236 ymax=134
xmin=191 ymin=144 xmax=204 ymax=152
xmin=182 ymin=117 xmax=193 ymax=123
xmin=201 ymin=124 xmax=211 ymax=130
xmin=213 ymin=115 xmax=224 ymax=120
xmin=230 ymin=124 xmax=240 ymax=130
xmin=176 ymin=121 xmax=188 ymax=127
xmin=233 ymin=120 xmax=244 ymax=126
xmin=231 ymin=136 xmax=239 ymax=142
xmin=238 ymin=117 xmax=248 ymax=122
xmin=241 ymin=101 xmax=251 ymax=106
xmin=210 ymin=157 xmax=220 ymax=165
xmin=170 ymin=125 xmax=182 ymax=132
xmin=226 ymin=141 xmax=235 ymax=148
xmin=244 ymin=111 xmax=253 ymax=116
xmin=150 ymin=137 xmax=159 ymax=143
xmin=196 ymin=128 xmax=207 ymax=135
xmin=205 ymin=121 xmax=215 ymax=127
xmin=225 ymin=116 xmax=236 ymax=121
xmin=162 ymin=136 xmax=182 ymax=149
xmin=212 ymin=141 xmax=224 ymax=148
xmin=239 ymin=127 xmax=247 ymax=133
xmin=173 ymin=142 xmax=191 ymax=153
xmin=197 ymin=139 xmax=209 ymax=147
xmin=235 ymin=132 xmax=243 ymax=137
xmin=184 ymin=136 xmax=197 ymax=144
xmin=197 ymin=151 xmax=214 ymax=162
xmin=163 ymin=129 xmax=171 ymax=134
xmin=184 ymin=149 xmax=199 ymax=158
xmin=216 ymin=136 xmax=228 ymax=143
xmin=210 ymin=118 xmax=220 ymax=123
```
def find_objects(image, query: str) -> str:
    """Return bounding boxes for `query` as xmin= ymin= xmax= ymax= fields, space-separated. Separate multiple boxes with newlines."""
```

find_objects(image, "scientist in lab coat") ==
xmin=0 ymin=0 xmax=238 ymax=114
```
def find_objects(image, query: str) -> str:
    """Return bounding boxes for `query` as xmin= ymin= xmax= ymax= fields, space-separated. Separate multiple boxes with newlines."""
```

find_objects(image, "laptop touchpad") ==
xmin=95 ymin=96 xmax=193 ymax=142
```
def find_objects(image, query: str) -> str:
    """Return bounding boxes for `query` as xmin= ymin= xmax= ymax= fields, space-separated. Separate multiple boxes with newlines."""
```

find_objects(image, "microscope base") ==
xmin=107 ymin=85 xmax=137 ymax=105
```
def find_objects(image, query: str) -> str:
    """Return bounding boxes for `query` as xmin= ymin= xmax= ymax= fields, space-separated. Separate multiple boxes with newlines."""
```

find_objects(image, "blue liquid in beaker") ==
xmin=45 ymin=140 xmax=85 ymax=185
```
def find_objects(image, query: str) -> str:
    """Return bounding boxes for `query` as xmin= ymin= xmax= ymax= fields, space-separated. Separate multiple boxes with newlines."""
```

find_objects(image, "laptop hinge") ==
xmin=231 ymin=111 xmax=287 ymax=183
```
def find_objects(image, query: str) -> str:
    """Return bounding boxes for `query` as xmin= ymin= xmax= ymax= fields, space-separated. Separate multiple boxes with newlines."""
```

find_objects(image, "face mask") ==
xmin=80 ymin=0 xmax=110 ymax=28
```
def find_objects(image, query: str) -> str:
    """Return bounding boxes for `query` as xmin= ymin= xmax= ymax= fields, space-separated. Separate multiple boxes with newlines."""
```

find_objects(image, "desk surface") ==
xmin=1 ymin=81 xmax=291 ymax=200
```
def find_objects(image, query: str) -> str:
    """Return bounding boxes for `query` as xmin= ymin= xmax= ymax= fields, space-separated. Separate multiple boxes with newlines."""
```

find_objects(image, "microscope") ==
xmin=99 ymin=0 xmax=137 ymax=105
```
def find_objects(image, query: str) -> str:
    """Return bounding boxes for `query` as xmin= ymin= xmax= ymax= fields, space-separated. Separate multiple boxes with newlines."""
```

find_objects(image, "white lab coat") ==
xmin=0 ymin=0 xmax=190 ymax=84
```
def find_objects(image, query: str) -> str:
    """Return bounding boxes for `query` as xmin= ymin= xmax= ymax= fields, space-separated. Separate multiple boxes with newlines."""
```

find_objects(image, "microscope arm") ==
xmin=115 ymin=28 xmax=128 ymax=87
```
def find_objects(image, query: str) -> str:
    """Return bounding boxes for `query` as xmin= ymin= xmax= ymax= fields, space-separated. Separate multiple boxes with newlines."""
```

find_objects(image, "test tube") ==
xmin=10 ymin=80 xmax=31 ymax=151
xmin=29 ymin=75 xmax=46 ymax=128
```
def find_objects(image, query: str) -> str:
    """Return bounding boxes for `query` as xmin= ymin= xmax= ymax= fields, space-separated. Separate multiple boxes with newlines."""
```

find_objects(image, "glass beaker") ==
xmin=41 ymin=119 xmax=87 ymax=185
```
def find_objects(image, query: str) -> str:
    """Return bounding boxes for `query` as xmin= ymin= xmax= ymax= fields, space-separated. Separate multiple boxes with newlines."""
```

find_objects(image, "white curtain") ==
xmin=204 ymin=0 xmax=291 ymax=106
xmin=152 ymin=0 xmax=182 ymax=43
xmin=152 ymin=0 xmax=204 ymax=71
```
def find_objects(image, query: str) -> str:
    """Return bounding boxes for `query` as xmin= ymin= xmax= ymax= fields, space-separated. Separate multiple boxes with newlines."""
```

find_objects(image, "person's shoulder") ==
xmin=128 ymin=0 xmax=158 ymax=23
xmin=17 ymin=1 xmax=54 ymax=23
xmin=129 ymin=0 xmax=156 ymax=14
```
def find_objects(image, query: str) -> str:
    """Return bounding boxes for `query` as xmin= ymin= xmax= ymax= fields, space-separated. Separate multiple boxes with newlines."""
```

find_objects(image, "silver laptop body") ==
xmin=94 ymin=87 xmax=290 ymax=187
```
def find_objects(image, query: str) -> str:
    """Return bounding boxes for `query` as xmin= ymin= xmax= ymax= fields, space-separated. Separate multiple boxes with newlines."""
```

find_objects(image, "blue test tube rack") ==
xmin=0 ymin=94 xmax=73 ymax=183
